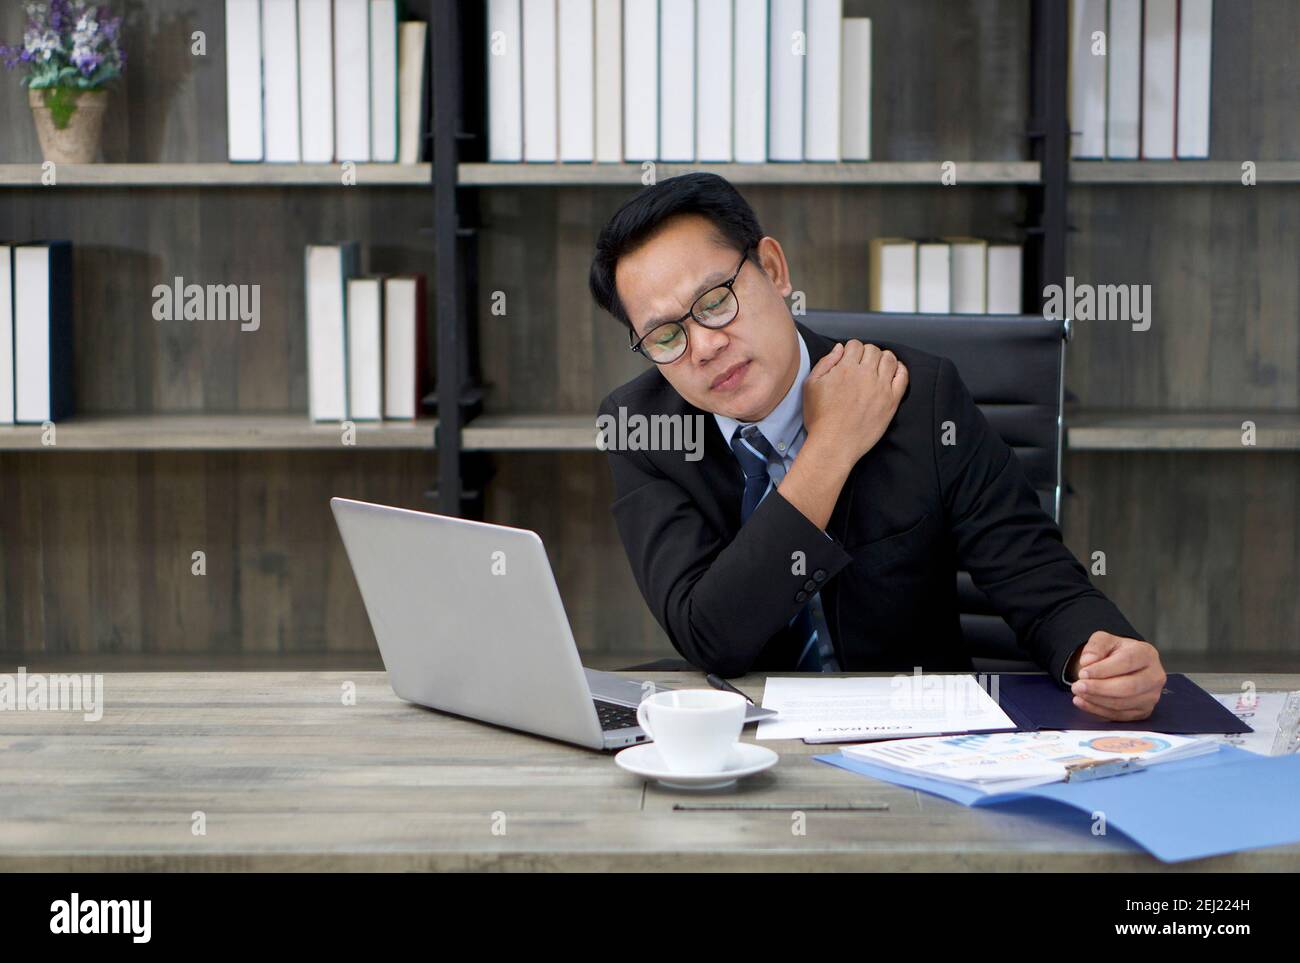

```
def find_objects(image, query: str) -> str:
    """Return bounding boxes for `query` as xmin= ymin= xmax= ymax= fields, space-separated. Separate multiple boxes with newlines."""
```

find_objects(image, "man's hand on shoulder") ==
xmin=1066 ymin=632 xmax=1166 ymax=721
xmin=778 ymin=341 xmax=907 ymax=532
xmin=802 ymin=340 xmax=907 ymax=466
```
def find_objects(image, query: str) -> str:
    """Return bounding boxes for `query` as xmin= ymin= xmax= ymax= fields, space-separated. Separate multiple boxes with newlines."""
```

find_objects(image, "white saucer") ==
xmin=615 ymin=742 xmax=779 ymax=790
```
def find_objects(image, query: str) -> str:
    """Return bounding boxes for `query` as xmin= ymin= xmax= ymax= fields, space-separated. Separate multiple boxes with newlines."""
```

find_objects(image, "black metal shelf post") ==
xmin=431 ymin=0 xmax=465 ymax=516
xmin=1029 ymin=0 xmax=1070 ymax=308
xmin=430 ymin=0 xmax=490 ymax=519
xmin=1029 ymin=0 xmax=1071 ymax=530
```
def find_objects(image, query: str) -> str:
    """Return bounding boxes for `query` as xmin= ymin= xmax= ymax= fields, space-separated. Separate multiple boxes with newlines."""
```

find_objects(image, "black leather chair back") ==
xmin=804 ymin=311 xmax=1070 ymax=664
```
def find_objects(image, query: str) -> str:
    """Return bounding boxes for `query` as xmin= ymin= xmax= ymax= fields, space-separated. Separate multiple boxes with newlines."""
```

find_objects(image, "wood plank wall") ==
xmin=0 ymin=0 xmax=1295 ymax=668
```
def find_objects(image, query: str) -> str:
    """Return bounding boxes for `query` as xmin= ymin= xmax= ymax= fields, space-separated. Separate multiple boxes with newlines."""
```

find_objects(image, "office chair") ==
xmin=622 ymin=311 xmax=1071 ymax=674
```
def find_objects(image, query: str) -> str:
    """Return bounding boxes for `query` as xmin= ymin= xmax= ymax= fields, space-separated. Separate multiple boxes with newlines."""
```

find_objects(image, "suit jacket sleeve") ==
xmin=600 ymin=398 xmax=854 ymax=677
xmin=932 ymin=356 xmax=1146 ymax=684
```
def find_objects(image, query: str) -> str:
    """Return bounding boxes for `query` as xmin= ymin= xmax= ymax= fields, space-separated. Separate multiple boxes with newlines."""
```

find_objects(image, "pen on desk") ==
xmin=706 ymin=673 xmax=754 ymax=704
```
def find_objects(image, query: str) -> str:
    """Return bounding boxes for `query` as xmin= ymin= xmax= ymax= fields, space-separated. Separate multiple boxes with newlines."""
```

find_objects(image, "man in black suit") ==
xmin=589 ymin=173 xmax=1166 ymax=721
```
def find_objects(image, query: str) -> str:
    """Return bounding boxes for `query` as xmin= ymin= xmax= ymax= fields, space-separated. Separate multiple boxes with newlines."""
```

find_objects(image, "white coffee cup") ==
xmin=635 ymin=689 xmax=747 ymax=774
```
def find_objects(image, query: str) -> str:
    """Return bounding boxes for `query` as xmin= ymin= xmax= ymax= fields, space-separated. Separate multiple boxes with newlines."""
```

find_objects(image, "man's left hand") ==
xmin=1067 ymin=632 xmax=1166 ymax=721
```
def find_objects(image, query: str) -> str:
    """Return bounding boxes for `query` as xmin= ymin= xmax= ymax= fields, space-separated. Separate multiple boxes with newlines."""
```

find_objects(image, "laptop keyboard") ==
xmin=594 ymin=700 xmax=640 ymax=731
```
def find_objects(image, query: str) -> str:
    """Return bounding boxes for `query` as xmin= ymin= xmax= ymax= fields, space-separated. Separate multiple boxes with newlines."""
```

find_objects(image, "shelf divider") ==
xmin=1066 ymin=409 xmax=1300 ymax=451
xmin=1070 ymin=161 xmax=1300 ymax=184
xmin=456 ymin=160 xmax=1041 ymax=187
xmin=0 ymin=413 xmax=438 ymax=451
xmin=0 ymin=163 xmax=433 ymax=187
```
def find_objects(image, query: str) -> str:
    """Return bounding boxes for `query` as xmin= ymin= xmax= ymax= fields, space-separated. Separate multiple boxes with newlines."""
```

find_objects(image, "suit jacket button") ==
xmin=794 ymin=590 xmax=808 ymax=603
xmin=803 ymin=579 xmax=817 ymax=592
xmin=813 ymin=569 xmax=827 ymax=581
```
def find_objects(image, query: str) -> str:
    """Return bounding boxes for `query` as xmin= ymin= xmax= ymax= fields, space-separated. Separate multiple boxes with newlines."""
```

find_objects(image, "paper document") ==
xmin=1212 ymin=690 xmax=1300 ymax=756
xmin=756 ymin=674 xmax=1016 ymax=743
xmin=841 ymin=729 xmax=1218 ymax=794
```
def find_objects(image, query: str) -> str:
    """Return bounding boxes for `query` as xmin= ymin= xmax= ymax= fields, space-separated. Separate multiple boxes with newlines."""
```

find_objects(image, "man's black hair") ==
xmin=588 ymin=172 xmax=764 ymax=333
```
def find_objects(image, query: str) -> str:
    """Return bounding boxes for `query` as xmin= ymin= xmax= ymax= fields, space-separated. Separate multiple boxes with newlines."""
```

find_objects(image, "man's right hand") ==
xmin=802 ymin=340 xmax=908 ymax=466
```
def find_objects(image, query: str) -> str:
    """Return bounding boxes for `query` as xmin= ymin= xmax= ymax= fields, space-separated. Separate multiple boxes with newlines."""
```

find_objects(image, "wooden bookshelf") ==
xmin=0 ymin=414 xmax=437 ymax=451
xmin=0 ymin=163 xmax=432 ymax=187
xmin=3 ymin=0 xmax=1296 ymax=668
xmin=1070 ymin=160 xmax=1300 ymax=184
xmin=0 ymin=160 xmax=1044 ymax=190
xmin=461 ymin=410 xmax=1300 ymax=454
xmin=457 ymin=161 xmax=1042 ymax=187
xmin=1066 ymin=410 xmax=1300 ymax=451
xmin=462 ymin=414 xmax=596 ymax=451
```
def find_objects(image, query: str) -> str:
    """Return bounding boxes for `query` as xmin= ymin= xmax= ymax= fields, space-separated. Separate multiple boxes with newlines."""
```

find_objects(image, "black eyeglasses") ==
xmin=629 ymin=248 xmax=752 ymax=365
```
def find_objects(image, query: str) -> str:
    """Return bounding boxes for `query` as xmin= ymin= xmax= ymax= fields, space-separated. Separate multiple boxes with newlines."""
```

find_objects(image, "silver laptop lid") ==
xmin=330 ymin=497 xmax=606 ymax=749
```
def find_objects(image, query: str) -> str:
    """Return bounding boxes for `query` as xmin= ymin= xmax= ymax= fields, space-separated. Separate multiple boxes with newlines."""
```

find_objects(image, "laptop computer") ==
xmin=330 ymin=497 xmax=774 ymax=750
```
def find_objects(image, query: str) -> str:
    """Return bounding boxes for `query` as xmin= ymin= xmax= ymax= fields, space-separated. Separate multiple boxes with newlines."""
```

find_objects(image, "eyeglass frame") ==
xmin=627 ymin=246 xmax=753 ymax=364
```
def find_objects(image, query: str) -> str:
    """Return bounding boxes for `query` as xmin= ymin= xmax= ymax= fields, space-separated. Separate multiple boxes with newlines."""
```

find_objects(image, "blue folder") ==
xmin=816 ymin=745 xmax=1300 ymax=863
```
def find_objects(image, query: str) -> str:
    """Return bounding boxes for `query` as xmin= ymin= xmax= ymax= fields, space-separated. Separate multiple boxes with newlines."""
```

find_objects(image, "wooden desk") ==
xmin=1 ymin=671 xmax=1295 ymax=871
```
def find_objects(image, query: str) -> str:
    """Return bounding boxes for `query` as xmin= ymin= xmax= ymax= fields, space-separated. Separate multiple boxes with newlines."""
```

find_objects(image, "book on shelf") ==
xmin=1068 ymin=0 xmax=1106 ymax=159
xmin=767 ymin=0 xmax=804 ymax=161
xmin=659 ymin=0 xmax=696 ymax=162
xmin=263 ymin=0 xmax=302 ymax=162
xmin=733 ymin=0 xmax=768 ymax=163
xmin=488 ymin=0 xmax=524 ymax=162
xmin=298 ymin=0 xmax=336 ymax=162
xmin=868 ymin=239 xmax=917 ymax=313
xmin=558 ymin=0 xmax=595 ymax=162
xmin=0 ymin=244 xmax=12 ymax=424
xmin=225 ymin=0 xmax=264 ymax=161
xmin=306 ymin=246 xmax=427 ymax=423
xmin=1141 ymin=0 xmax=1177 ymax=159
xmin=347 ymin=277 xmax=384 ymax=421
xmin=305 ymin=243 xmax=359 ymax=422
xmin=1177 ymin=0 xmax=1213 ymax=159
xmin=944 ymin=238 xmax=988 ymax=314
xmin=1106 ymin=0 xmax=1141 ymax=159
xmin=522 ymin=0 xmax=558 ymax=161
xmin=594 ymin=0 xmax=623 ymax=162
xmin=916 ymin=242 xmax=952 ymax=314
xmin=369 ymin=0 xmax=400 ymax=163
xmin=804 ymin=0 xmax=842 ymax=162
xmin=383 ymin=276 xmax=428 ymax=420
xmin=226 ymin=0 xmax=418 ymax=164
xmin=1070 ymin=0 xmax=1212 ymax=162
xmin=334 ymin=0 xmax=372 ymax=161
xmin=484 ymin=0 xmax=872 ymax=164
xmin=840 ymin=17 xmax=870 ymax=161
xmin=696 ymin=0 xmax=732 ymax=162
xmin=397 ymin=21 xmax=429 ymax=164
xmin=869 ymin=237 xmax=1021 ymax=316
xmin=622 ymin=0 xmax=658 ymax=161
xmin=986 ymin=244 xmax=1023 ymax=315
xmin=13 ymin=241 xmax=74 ymax=424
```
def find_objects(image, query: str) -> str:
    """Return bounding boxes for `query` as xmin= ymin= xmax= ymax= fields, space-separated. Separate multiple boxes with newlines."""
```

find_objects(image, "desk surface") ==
xmin=1 ymin=671 xmax=1295 ymax=872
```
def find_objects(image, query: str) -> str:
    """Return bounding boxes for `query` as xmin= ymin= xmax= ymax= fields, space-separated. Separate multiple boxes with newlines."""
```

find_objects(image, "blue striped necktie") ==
xmin=729 ymin=425 xmax=839 ymax=672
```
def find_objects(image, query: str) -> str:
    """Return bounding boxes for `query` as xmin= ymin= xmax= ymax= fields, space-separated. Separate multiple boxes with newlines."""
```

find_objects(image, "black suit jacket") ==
xmin=597 ymin=320 xmax=1144 ymax=683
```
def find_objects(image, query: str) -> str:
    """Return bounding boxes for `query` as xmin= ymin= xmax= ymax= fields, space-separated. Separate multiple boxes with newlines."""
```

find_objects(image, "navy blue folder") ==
xmin=993 ymin=673 xmax=1251 ymax=735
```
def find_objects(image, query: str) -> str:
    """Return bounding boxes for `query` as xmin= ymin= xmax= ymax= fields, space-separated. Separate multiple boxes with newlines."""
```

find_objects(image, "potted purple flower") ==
xmin=1 ymin=1 xmax=125 ymax=163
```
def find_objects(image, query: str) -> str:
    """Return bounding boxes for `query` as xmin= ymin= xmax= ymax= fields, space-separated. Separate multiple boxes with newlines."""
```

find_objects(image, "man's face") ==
xmin=615 ymin=214 xmax=800 ymax=423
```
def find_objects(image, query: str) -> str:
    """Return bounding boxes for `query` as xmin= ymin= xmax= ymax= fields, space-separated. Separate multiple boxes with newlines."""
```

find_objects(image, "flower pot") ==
xmin=28 ymin=88 xmax=109 ymax=164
